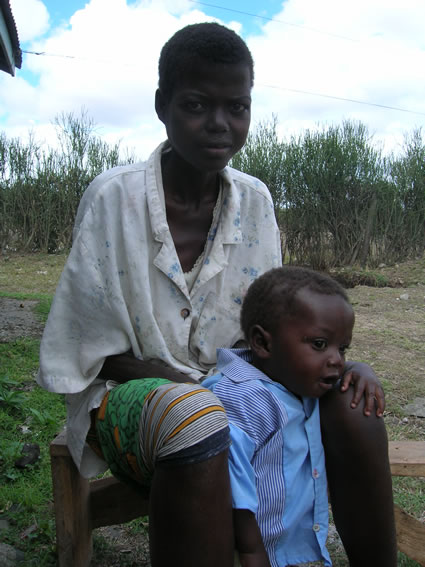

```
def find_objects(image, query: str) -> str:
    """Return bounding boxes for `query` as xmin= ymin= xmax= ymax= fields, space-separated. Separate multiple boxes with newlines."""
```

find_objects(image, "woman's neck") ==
xmin=161 ymin=149 xmax=220 ymax=208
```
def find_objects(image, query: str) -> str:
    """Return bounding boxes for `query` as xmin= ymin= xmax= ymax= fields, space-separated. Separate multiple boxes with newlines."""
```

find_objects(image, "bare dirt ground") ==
xmin=1 ymin=254 xmax=424 ymax=566
xmin=0 ymin=298 xmax=44 ymax=343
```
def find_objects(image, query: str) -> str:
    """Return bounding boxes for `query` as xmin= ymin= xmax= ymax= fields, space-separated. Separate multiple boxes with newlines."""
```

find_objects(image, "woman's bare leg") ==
xmin=320 ymin=387 xmax=397 ymax=567
xmin=149 ymin=450 xmax=234 ymax=567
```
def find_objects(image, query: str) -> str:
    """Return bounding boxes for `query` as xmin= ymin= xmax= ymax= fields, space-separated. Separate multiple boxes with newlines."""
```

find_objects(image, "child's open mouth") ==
xmin=319 ymin=376 xmax=340 ymax=389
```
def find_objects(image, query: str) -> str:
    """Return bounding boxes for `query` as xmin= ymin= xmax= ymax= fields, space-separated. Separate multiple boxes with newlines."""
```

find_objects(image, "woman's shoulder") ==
xmin=84 ymin=161 xmax=148 ymax=200
xmin=73 ymin=161 xmax=149 ymax=235
xmin=223 ymin=166 xmax=273 ymax=202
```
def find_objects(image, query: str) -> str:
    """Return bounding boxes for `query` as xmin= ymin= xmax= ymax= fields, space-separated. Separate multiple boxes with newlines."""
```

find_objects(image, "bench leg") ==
xmin=51 ymin=448 xmax=92 ymax=567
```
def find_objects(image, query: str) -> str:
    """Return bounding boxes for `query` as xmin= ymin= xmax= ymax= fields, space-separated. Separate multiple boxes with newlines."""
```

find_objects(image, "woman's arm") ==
xmin=233 ymin=509 xmax=271 ymax=567
xmin=98 ymin=352 xmax=197 ymax=384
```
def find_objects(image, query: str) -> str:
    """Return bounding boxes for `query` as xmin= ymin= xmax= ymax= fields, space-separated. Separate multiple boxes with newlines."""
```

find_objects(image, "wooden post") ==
xmin=50 ymin=430 xmax=93 ymax=567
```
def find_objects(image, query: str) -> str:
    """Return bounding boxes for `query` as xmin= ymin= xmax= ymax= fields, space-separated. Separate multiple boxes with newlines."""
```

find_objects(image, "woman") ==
xmin=38 ymin=22 xmax=396 ymax=567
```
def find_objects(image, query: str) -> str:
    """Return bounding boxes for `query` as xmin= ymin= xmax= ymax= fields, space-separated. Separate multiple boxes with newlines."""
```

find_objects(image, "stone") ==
xmin=14 ymin=443 xmax=40 ymax=469
xmin=0 ymin=542 xmax=25 ymax=566
xmin=404 ymin=397 xmax=425 ymax=418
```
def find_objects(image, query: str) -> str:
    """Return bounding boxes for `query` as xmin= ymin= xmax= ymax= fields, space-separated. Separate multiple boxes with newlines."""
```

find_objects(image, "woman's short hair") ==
xmin=158 ymin=22 xmax=254 ymax=101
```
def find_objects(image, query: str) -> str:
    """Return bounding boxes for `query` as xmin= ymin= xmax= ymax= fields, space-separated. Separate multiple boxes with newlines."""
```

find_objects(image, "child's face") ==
xmin=265 ymin=289 xmax=354 ymax=398
xmin=156 ymin=61 xmax=251 ymax=173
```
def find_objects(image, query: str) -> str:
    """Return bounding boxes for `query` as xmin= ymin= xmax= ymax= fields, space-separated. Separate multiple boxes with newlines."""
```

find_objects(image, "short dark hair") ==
xmin=241 ymin=266 xmax=349 ymax=338
xmin=158 ymin=22 xmax=254 ymax=101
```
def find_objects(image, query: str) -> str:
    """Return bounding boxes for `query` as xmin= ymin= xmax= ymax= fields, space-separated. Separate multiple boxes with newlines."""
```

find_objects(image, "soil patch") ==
xmin=0 ymin=298 xmax=44 ymax=343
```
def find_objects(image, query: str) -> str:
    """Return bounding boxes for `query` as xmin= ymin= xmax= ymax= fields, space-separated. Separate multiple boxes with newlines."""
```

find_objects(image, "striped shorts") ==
xmin=91 ymin=378 xmax=230 ymax=489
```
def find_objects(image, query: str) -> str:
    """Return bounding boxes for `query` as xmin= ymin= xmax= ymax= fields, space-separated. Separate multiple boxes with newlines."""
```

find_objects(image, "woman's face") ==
xmin=156 ymin=61 xmax=252 ymax=174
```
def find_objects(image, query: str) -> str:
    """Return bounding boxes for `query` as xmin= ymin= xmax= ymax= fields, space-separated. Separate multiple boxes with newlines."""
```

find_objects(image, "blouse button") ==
xmin=313 ymin=524 xmax=320 ymax=532
xmin=180 ymin=308 xmax=190 ymax=320
xmin=312 ymin=468 xmax=320 ymax=479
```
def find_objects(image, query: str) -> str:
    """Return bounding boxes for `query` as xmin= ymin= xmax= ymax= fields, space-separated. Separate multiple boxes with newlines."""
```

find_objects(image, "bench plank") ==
xmin=394 ymin=505 xmax=425 ymax=566
xmin=388 ymin=441 xmax=425 ymax=477
xmin=90 ymin=476 xmax=149 ymax=528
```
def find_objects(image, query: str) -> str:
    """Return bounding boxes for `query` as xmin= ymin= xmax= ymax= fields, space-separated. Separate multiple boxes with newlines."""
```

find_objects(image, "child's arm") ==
xmin=341 ymin=360 xmax=385 ymax=416
xmin=233 ymin=509 xmax=271 ymax=567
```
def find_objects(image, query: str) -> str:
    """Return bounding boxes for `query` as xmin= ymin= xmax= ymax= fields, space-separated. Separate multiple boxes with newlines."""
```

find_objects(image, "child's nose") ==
xmin=327 ymin=349 xmax=343 ymax=368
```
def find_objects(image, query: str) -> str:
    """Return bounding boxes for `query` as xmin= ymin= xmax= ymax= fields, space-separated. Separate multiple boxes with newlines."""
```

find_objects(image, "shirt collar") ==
xmin=216 ymin=348 xmax=317 ymax=417
xmin=217 ymin=348 xmax=275 ymax=384
xmin=146 ymin=144 xmax=243 ymax=246
xmin=218 ymin=167 xmax=243 ymax=245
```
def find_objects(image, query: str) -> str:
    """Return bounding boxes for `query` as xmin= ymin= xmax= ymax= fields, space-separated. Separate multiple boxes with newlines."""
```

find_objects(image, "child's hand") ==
xmin=234 ymin=509 xmax=271 ymax=567
xmin=340 ymin=361 xmax=385 ymax=417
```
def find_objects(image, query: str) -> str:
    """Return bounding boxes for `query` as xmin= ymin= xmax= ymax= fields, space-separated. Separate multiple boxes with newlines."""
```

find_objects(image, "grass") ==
xmin=0 ymin=339 xmax=65 ymax=566
xmin=0 ymin=253 xmax=424 ymax=565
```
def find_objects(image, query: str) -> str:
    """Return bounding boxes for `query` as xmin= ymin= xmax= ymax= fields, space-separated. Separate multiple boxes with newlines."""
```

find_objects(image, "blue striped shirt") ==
xmin=204 ymin=348 xmax=331 ymax=567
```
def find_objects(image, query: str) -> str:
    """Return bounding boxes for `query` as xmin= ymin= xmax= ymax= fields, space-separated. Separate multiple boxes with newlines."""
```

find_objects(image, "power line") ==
xmin=22 ymin=50 xmax=76 ymax=59
xmin=20 ymin=49 xmax=424 ymax=117
xmin=188 ymin=0 xmax=360 ymax=43
xmin=261 ymin=84 xmax=425 ymax=117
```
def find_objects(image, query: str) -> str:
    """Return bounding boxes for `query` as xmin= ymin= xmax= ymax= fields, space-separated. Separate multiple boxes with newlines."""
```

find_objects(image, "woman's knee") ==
xmin=320 ymin=385 xmax=389 ymax=457
xmin=139 ymin=382 xmax=230 ymax=471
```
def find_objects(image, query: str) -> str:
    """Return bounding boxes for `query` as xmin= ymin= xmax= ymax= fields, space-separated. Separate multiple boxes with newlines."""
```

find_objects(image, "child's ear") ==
xmin=155 ymin=89 xmax=167 ymax=123
xmin=249 ymin=324 xmax=273 ymax=359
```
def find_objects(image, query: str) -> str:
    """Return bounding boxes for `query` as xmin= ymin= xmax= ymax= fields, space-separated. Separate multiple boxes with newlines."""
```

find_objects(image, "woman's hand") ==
xmin=340 ymin=361 xmax=385 ymax=417
xmin=98 ymin=352 xmax=197 ymax=384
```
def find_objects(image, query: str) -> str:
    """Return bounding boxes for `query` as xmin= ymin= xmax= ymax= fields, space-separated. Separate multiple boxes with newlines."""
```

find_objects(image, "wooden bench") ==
xmin=50 ymin=430 xmax=149 ymax=567
xmin=50 ymin=432 xmax=425 ymax=567
xmin=388 ymin=441 xmax=425 ymax=566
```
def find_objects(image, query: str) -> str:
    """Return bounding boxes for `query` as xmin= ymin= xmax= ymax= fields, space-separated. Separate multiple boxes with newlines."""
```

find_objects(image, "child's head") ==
xmin=155 ymin=23 xmax=253 ymax=173
xmin=158 ymin=22 xmax=254 ymax=102
xmin=241 ymin=266 xmax=355 ymax=398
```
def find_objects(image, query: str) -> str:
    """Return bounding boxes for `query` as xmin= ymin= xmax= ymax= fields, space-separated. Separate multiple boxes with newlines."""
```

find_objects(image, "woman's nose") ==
xmin=206 ymin=107 xmax=229 ymax=132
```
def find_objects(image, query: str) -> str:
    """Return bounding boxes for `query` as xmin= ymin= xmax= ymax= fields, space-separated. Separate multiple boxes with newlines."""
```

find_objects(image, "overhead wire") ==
xmin=188 ymin=0 xmax=360 ymax=42
xmin=19 ymin=3 xmax=425 ymax=118
xmin=261 ymin=85 xmax=425 ymax=117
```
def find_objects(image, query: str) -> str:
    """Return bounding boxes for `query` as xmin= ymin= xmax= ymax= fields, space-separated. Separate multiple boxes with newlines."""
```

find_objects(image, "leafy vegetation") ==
xmin=232 ymin=119 xmax=425 ymax=269
xmin=1 ymin=112 xmax=425 ymax=270
xmin=0 ymin=110 xmax=135 ymax=253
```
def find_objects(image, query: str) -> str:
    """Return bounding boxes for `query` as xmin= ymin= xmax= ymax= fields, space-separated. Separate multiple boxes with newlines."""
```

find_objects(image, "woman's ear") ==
xmin=155 ymin=89 xmax=167 ymax=123
xmin=249 ymin=324 xmax=273 ymax=360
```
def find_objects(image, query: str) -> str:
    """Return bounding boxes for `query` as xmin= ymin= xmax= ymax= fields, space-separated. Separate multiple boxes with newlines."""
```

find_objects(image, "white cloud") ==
xmin=2 ymin=0 xmax=425 ymax=159
xmin=246 ymin=0 xmax=425 ymax=154
xmin=9 ymin=0 xmax=49 ymax=42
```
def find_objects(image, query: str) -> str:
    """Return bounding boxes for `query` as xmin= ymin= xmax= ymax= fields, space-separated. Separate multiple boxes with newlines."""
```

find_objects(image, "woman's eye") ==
xmin=312 ymin=339 xmax=327 ymax=350
xmin=230 ymin=102 xmax=249 ymax=114
xmin=184 ymin=101 xmax=204 ymax=112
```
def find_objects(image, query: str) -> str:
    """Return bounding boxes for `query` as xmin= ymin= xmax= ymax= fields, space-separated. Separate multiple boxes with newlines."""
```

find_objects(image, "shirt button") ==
xmin=313 ymin=524 xmax=320 ymax=532
xmin=312 ymin=468 xmax=319 ymax=479
xmin=180 ymin=308 xmax=190 ymax=320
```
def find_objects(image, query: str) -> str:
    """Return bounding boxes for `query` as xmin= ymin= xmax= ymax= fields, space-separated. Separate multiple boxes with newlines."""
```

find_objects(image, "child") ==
xmin=204 ymin=266 xmax=356 ymax=567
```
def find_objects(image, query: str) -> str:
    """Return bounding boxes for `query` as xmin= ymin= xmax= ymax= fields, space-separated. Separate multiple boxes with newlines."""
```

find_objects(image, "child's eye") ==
xmin=339 ymin=344 xmax=350 ymax=355
xmin=312 ymin=339 xmax=327 ymax=351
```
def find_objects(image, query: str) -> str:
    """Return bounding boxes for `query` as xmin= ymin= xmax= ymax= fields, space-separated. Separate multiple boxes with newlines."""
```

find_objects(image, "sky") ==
xmin=2 ymin=0 xmax=425 ymax=159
